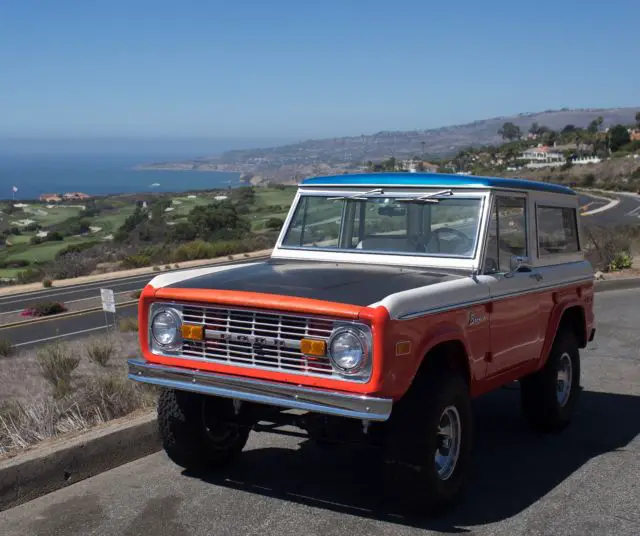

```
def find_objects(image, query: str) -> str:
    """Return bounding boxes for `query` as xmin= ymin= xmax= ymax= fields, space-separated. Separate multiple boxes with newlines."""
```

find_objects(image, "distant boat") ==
xmin=150 ymin=183 xmax=160 ymax=187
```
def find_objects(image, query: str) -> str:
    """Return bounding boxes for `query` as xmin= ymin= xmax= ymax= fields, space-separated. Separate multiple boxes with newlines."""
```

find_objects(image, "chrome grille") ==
xmin=180 ymin=304 xmax=338 ymax=377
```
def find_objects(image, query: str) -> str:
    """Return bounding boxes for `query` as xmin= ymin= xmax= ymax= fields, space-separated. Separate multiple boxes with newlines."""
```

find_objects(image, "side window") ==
xmin=537 ymin=206 xmax=579 ymax=255
xmin=484 ymin=196 xmax=527 ymax=274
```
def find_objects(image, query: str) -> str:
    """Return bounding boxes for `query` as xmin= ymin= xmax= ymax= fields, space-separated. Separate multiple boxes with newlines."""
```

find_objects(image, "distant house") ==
xmin=572 ymin=156 xmax=602 ymax=165
xmin=40 ymin=193 xmax=62 ymax=202
xmin=630 ymin=129 xmax=640 ymax=142
xmin=518 ymin=145 xmax=566 ymax=169
xmin=62 ymin=192 xmax=91 ymax=200
xmin=402 ymin=160 xmax=439 ymax=173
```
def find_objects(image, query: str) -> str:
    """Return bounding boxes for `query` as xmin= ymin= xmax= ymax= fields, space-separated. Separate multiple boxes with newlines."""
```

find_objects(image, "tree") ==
xmin=498 ymin=122 xmax=522 ymax=141
xmin=609 ymin=124 xmax=631 ymax=152
xmin=562 ymin=124 xmax=577 ymax=133
xmin=187 ymin=201 xmax=250 ymax=240
xmin=588 ymin=116 xmax=604 ymax=134
xmin=636 ymin=111 xmax=640 ymax=128
xmin=529 ymin=122 xmax=540 ymax=135
xmin=265 ymin=217 xmax=284 ymax=231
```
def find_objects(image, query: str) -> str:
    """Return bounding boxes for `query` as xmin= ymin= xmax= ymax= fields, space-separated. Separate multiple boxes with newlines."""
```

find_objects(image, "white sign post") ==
xmin=100 ymin=288 xmax=116 ymax=333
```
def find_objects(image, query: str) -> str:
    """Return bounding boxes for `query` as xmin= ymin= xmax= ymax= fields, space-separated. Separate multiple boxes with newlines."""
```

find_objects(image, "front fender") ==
xmin=382 ymin=314 xmax=472 ymax=399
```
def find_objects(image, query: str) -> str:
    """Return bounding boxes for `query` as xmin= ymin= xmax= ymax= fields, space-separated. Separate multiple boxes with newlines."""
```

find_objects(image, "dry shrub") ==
xmin=0 ymin=339 xmax=13 ymax=358
xmin=118 ymin=317 xmax=138 ymax=332
xmin=0 ymin=376 xmax=157 ymax=456
xmin=86 ymin=337 xmax=115 ymax=367
xmin=582 ymin=224 xmax=640 ymax=272
xmin=78 ymin=375 xmax=156 ymax=422
xmin=37 ymin=341 xmax=80 ymax=398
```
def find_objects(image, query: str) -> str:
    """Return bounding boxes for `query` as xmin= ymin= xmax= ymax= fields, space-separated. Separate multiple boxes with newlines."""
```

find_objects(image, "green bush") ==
xmin=37 ymin=342 xmax=80 ymax=398
xmin=86 ymin=337 xmax=115 ymax=367
xmin=0 ymin=259 xmax=30 ymax=269
xmin=42 ymin=279 xmax=53 ymax=288
xmin=265 ymin=217 xmax=284 ymax=230
xmin=121 ymin=254 xmax=151 ymax=269
xmin=55 ymin=241 xmax=100 ymax=259
xmin=608 ymin=251 xmax=633 ymax=272
xmin=16 ymin=266 xmax=45 ymax=284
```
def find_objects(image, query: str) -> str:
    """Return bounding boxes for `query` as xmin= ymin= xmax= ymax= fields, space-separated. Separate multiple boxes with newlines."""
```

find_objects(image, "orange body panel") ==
xmin=139 ymin=279 xmax=594 ymax=403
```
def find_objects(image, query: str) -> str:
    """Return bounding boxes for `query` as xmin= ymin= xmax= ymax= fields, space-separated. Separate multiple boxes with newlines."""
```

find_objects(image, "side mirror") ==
xmin=505 ymin=255 xmax=532 ymax=277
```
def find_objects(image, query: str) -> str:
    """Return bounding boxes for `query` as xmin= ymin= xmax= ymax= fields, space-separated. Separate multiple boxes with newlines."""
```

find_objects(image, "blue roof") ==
xmin=300 ymin=172 xmax=576 ymax=195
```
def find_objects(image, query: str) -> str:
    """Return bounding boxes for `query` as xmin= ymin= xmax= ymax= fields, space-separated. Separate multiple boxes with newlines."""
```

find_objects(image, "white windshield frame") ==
xmin=272 ymin=187 xmax=492 ymax=270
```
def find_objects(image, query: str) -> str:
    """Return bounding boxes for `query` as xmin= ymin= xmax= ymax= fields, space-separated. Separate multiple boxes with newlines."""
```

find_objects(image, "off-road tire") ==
xmin=520 ymin=330 xmax=581 ymax=432
xmin=158 ymin=389 xmax=250 ymax=470
xmin=386 ymin=369 xmax=472 ymax=515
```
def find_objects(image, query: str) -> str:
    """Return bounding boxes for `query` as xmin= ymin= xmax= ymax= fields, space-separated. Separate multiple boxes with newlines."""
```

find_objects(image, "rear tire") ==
xmin=386 ymin=369 xmax=472 ymax=515
xmin=158 ymin=389 xmax=250 ymax=470
xmin=520 ymin=330 xmax=581 ymax=432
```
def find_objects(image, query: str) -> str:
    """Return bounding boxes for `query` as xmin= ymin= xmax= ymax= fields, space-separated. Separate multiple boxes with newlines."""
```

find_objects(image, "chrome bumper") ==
xmin=128 ymin=358 xmax=393 ymax=421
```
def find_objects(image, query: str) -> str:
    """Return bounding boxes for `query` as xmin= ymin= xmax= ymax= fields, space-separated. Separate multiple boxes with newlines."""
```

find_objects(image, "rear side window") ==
xmin=537 ymin=206 xmax=579 ymax=255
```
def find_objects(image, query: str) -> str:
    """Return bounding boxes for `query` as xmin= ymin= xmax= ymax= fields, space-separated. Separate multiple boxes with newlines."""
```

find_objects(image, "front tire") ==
xmin=386 ymin=370 xmax=472 ymax=514
xmin=520 ymin=330 xmax=581 ymax=432
xmin=157 ymin=389 xmax=250 ymax=470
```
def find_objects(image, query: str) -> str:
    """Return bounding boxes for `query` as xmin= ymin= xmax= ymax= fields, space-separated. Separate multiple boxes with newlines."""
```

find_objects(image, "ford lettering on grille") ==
xmin=179 ymin=304 xmax=340 ymax=378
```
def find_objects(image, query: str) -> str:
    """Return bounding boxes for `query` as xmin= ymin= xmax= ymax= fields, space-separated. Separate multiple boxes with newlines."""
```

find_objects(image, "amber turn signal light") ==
xmin=181 ymin=324 xmax=204 ymax=341
xmin=395 ymin=340 xmax=412 ymax=356
xmin=300 ymin=338 xmax=327 ymax=356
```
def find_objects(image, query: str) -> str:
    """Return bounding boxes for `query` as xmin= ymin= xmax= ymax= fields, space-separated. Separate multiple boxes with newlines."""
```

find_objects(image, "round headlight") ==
xmin=328 ymin=328 xmax=368 ymax=373
xmin=151 ymin=309 xmax=181 ymax=347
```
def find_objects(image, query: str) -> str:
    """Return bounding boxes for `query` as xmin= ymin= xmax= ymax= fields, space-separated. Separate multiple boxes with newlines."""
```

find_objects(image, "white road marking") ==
xmin=13 ymin=326 xmax=107 ymax=347
xmin=581 ymin=195 xmax=620 ymax=216
xmin=0 ymin=279 xmax=146 ymax=306
xmin=626 ymin=205 xmax=640 ymax=218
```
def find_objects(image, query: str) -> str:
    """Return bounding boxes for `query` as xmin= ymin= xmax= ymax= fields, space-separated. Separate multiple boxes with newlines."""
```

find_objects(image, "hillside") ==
xmin=139 ymin=107 xmax=640 ymax=181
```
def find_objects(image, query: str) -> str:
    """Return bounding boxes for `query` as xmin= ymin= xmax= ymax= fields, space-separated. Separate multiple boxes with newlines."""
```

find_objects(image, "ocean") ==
xmin=0 ymin=152 xmax=241 ymax=201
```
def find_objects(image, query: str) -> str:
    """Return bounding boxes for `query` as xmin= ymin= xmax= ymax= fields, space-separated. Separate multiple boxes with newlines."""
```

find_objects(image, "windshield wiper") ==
xmin=328 ymin=188 xmax=385 ymax=201
xmin=397 ymin=189 xmax=454 ymax=203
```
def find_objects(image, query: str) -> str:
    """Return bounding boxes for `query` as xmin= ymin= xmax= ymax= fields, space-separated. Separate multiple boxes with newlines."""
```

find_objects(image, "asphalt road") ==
xmin=1 ymin=288 xmax=638 ymax=535
xmin=0 ymin=303 xmax=138 ymax=348
xmin=579 ymin=191 xmax=640 ymax=227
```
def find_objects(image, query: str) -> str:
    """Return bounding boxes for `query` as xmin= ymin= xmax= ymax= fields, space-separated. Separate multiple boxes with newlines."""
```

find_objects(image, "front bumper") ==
xmin=128 ymin=358 xmax=393 ymax=421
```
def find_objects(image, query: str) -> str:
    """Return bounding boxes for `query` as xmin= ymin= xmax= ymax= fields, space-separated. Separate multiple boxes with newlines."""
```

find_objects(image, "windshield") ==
xmin=281 ymin=193 xmax=484 ymax=258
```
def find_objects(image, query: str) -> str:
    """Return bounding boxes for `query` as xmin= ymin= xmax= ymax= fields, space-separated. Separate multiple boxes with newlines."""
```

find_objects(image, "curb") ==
xmin=594 ymin=276 xmax=640 ymax=293
xmin=0 ymin=411 xmax=160 ymax=512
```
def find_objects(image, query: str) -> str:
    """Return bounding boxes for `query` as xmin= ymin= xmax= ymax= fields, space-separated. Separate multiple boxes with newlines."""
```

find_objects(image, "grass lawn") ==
xmin=253 ymin=187 xmax=297 ymax=208
xmin=0 ymin=268 xmax=21 ymax=279
xmin=5 ymin=234 xmax=33 ymax=245
xmin=91 ymin=206 xmax=137 ymax=233
xmin=167 ymin=195 xmax=213 ymax=217
xmin=18 ymin=205 xmax=84 ymax=227
xmin=1 ymin=236 xmax=88 ymax=264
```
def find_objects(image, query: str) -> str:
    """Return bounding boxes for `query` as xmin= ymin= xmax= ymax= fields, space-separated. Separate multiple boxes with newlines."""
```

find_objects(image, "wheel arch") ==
xmin=410 ymin=339 xmax=472 ymax=394
xmin=539 ymin=303 xmax=587 ymax=369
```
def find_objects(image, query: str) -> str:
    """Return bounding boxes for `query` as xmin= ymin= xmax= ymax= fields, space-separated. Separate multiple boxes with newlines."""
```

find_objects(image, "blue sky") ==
xmin=1 ymin=0 xmax=638 ymax=141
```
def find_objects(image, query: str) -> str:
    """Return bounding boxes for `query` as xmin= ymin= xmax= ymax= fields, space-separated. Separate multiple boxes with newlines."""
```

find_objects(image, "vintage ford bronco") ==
xmin=128 ymin=173 xmax=595 ymax=511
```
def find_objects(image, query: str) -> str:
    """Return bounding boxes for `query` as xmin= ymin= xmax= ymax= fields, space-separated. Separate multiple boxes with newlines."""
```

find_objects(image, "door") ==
xmin=483 ymin=194 xmax=544 ymax=376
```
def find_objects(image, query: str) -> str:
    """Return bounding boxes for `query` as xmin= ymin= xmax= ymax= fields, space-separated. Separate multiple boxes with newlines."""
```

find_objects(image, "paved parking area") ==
xmin=1 ymin=288 xmax=638 ymax=536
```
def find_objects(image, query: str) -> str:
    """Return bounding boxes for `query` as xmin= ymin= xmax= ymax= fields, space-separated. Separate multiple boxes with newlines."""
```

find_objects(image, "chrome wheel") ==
xmin=556 ymin=352 xmax=573 ymax=407
xmin=435 ymin=405 xmax=461 ymax=481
